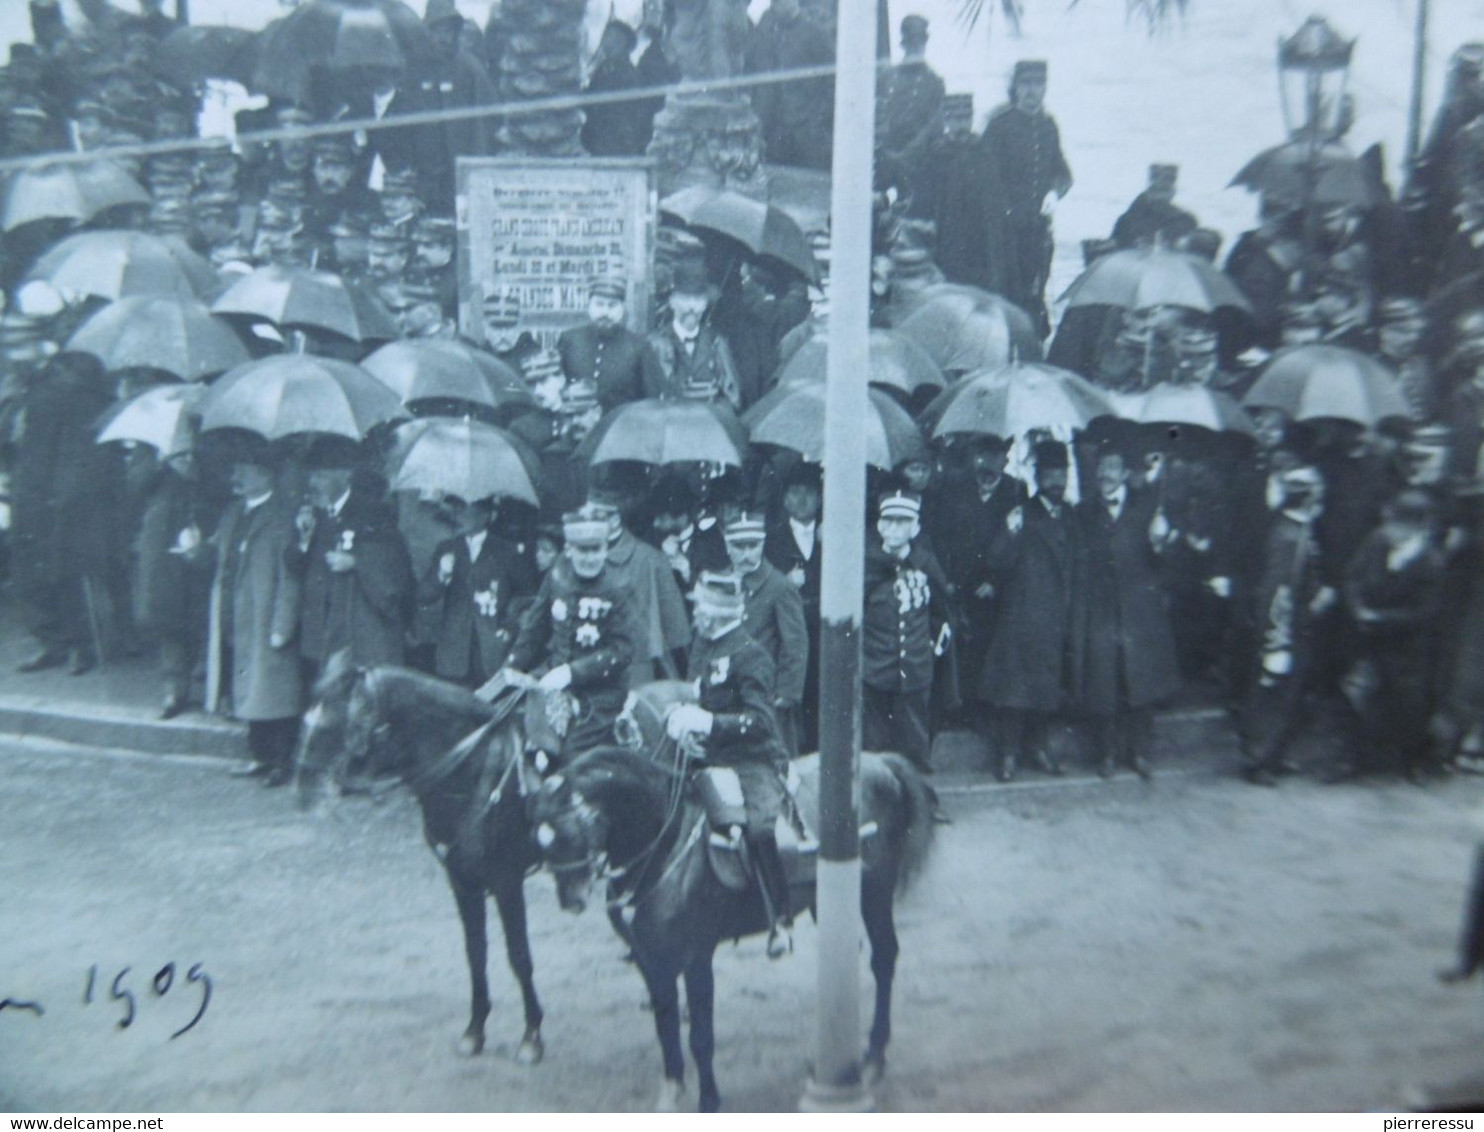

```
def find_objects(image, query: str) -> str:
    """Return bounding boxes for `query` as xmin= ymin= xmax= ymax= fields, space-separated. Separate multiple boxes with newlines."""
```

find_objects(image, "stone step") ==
xmin=0 ymin=695 xmax=248 ymax=760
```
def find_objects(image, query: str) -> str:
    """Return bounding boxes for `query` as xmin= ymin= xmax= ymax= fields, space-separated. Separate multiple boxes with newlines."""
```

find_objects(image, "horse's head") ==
xmin=294 ymin=650 xmax=389 ymax=809
xmin=528 ymin=768 xmax=608 ymax=915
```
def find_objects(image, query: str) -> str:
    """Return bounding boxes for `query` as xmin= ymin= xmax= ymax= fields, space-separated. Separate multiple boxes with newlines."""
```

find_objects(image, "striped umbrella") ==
xmin=1060 ymin=247 xmax=1252 ymax=315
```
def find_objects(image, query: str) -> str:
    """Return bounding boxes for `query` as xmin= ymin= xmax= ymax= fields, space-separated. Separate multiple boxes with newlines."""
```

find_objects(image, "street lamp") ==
xmin=1277 ymin=15 xmax=1356 ymax=143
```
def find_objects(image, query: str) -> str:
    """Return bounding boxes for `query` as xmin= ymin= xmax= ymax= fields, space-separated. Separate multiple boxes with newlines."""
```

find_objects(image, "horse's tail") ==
xmin=867 ymin=752 xmax=937 ymax=895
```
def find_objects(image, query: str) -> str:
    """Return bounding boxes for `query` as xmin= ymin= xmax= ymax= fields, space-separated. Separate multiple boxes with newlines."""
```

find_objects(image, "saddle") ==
xmin=692 ymin=764 xmax=881 ymax=893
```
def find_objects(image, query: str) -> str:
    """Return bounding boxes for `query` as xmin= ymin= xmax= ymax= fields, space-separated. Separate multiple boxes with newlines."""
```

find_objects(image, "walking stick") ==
xmin=80 ymin=574 xmax=109 ymax=665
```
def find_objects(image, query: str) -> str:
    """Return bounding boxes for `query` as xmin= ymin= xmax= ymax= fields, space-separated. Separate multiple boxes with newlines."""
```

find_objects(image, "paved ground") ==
xmin=2 ymin=735 xmax=1482 ymax=1113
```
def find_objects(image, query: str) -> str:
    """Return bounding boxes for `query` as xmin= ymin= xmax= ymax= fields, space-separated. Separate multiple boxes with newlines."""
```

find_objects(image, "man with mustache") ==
xmin=556 ymin=274 xmax=665 ymax=414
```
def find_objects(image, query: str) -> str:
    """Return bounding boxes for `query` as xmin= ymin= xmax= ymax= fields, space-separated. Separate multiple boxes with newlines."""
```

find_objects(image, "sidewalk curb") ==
xmin=0 ymin=696 xmax=248 ymax=760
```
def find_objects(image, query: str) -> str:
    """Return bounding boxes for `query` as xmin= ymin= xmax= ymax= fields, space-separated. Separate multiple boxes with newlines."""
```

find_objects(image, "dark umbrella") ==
xmin=1242 ymin=345 xmax=1411 ymax=426
xmin=152 ymin=25 xmax=259 ymax=90
xmin=2 ymin=161 xmax=150 ymax=232
xmin=581 ymin=398 xmax=748 ymax=468
xmin=361 ymin=339 xmax=532 ymax=414
xmin=925 ymin=362 xmax=1114 ymax=440
xmin=745 ymin=382 xmax=926 ymax=470
xmin=660 ymin=187 xmax=818 ymax=283
xmin=212 ymin=265 xmax=399 ymax=343
xmin=1060 ymin=247 xmax=1252 ymax=315
xmin=1231 ymin=140 xmax=1383 ymax=209
xmin=387 ymin=417 xmax=540 ymax=506
xmin=252 ymin=0 xmax=430 ymax=103
xmin=892 ymin=284 xmax=1043 ymax=373
xmin=200 ymin=355 xmax=409 ymax=441
xmin=774 ymin=329 xmax=944 ymax=397
xmin=27 ymin=230 xmax=219 ymax=303
xmin=68 ymin=296 xmax=249 ymax=381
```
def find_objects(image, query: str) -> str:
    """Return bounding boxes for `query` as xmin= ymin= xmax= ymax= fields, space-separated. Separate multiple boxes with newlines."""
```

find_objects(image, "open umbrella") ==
xmin=582 ymin=398 xmax=748 ymax=468
xmin=200 ymin=355 xmax=409 ymax=441
xmin=96 ymin=383 xmax=205 ymax=458
xmin=925 ymin=362 xmax=1114 ymax=440
xmin=893 ymin=284 xmax=1043 ymax=373
xmin=361 ymin=339 xmax=532 ymax=413
xmin=660 ymin=187 xmax=818 ymax=283
xmin=68 ymin=296 xmax=249 ymax=381
xmin=1129 ymin=382 xmax=1255 ymax=435
xmin=387 ymin=417 xmax=539 ymax=506
xmin=1242 ymin=345 xmax=1411 ymax=426
xmin=1060 ymin=247 xmax=1252 ymax=315
xmin=212 ymin=265 xmax=399 ymax=343
xmin=253 ymin=0 xmax=430 ymax=103
xmin=1230 ymin=140 xmax=1382 ymax=209
xmin=152 ymin=25 xmax=260 ymax=91
xmin=2 ymin=161 xmax=150 ymax=232
xmin=773 ymin=329 xmax=944 ymax=398
xmin=745 ymin=383 xmax=925 ymax=470
xmin=27 ymin=230 xmax=219 ymax=303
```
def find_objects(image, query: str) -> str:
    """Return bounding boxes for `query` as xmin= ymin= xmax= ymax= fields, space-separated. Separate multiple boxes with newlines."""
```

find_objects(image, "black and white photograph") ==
xmin=1 ymin=0 xmax=1484 ymax=1115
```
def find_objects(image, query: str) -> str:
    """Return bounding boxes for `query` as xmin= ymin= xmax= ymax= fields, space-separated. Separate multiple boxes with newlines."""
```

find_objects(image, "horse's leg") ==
xmin=491 ymin=871 xmax=544 ymax=1065
xmin=683 ymin=953 xmax=721 ymax=1112
xmin=640 ymin=959 xmax=686 ymax=1111
xmin=860 ymin=871 xmax=900 ymax=1084
xmin=447 ymin=871 xmax=491 ymax=1056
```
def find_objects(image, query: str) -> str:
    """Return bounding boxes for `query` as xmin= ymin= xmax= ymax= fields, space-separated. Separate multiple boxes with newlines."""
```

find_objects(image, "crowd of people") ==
xmin=0 ymin=0 xmax=1482 ymax=834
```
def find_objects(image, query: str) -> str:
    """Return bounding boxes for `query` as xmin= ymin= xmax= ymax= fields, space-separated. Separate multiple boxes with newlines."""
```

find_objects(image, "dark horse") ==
xmin=527 ymin=704 xmax=937 ymax=1111
xmin=294 ymin=655 xmax=545 ymax=1064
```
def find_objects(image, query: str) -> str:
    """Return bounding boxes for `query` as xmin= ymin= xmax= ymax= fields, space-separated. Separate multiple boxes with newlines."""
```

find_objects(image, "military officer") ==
xmin=499 ymin=506 xmax=639 ymax=759
xmin=979 ymin=59 xmax=1073 ymax=337
xmin=725 ymin=512 xmax=809 ymax=757
xmin=877 ymin=15 xmax=945 ymax=182
xmin=666 ymin=571 xmax=794 ymax=958
xmin=861 ymin=491 xmax=953 ymax=774
xmin=557 ymin=274 xmax=666 ymax=413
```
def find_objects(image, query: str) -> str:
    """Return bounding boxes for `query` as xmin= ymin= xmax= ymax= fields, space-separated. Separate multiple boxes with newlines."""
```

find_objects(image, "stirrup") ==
xmin=766 ymin=925 xmax=793 ymax=959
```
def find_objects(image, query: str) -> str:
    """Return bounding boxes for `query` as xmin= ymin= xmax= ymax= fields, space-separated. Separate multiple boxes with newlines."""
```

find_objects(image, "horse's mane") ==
xmin=372 ymin=666 xmax=494 ymax=721
xmin=565 ymin=745 xmax=681 ymax=811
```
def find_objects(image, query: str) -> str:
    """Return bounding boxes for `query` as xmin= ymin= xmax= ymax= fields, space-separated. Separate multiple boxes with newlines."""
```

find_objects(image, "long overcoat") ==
xmin=1070 ymin=488 xmax=1182 ymax=714
xmin=977 ymin=497 xmax=1078 ymax=710
xmin=205 ymin=493 xmax=304 ymax=721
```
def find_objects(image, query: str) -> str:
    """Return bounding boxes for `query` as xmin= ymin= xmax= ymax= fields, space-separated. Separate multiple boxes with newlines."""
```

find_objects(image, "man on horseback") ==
xmin=491 ymin=506 xmax=638 ymax=761
xmin=665 ymin=571 xmax=794 ymax=959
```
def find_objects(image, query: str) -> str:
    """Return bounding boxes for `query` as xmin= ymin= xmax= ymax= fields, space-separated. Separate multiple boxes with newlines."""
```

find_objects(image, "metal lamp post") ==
xmin=1277 ymin=15 xmax=1356 ymax=144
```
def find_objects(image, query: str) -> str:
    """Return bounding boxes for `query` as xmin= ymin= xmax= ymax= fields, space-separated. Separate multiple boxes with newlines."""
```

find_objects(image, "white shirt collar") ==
xmin=244 ymin=490 xmax=272 ymax=513
xmin=1103 ymin=486 xmax=1128 ymax=513
xmin=329 ymin=488 xmax=352 ymax=519
xmin=466 ymin=529 xmax=488 ymax=559
xmin=789 ymin=516 xmax=816 ymax=557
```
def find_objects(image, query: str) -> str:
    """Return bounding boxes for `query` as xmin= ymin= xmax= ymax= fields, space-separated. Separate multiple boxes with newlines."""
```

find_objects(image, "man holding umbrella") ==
xmin=287 ymin=440 xmax=413 ymax=680
xmin=646 ymin=259 xmax=744 ymax=409
xmin=208 ymin=439 xmax=304 ymax=787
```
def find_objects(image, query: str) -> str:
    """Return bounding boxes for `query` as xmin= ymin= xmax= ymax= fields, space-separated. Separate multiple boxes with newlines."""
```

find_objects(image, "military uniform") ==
xmin=508 ymin=557 xmax=638 ymax=757
xmin=557 ymin=322 xmax=665 ymax=414
xmin=862 ymin=495 xmax=953 ymax=772
xmin=979 ymin=66 xmax=1072 ymax=336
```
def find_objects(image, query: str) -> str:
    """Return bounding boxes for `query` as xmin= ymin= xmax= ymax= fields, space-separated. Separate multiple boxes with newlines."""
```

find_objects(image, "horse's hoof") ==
xmin=862 ymin=1049 xmax=886 ymax=1086
xmin=513 ymin=1032 xmax=544 ymax=1066
xmin=655 ymin=1078 xmax=684 ymax=1112
xmin=457 ymin=1032 xmax=484 ymax=1057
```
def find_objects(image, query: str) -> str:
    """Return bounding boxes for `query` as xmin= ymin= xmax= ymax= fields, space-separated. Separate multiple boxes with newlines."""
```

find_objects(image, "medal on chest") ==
xmin=707 ymin=655 xmax=731 ymax=686
xmin=474 ymin=581 xmax=499 ymax=618
xmin=893 ymin=568 xmax=929 ymax=614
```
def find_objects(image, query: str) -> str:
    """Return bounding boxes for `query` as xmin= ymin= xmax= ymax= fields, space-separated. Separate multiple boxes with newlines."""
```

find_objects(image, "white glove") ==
xmin=438 ymin=552 xmax=455 ymax=585
xmin=1207 ymin=576 xmax=1233 ymax=599
xmin=1006 ymin=505 xmax=1024 ymax=534
xmin=1149 ymin=508 xmax=1172 ymax=543
xmin=666 ymin=704 xmax=714 ymax=739
xmin=537 ymin=664 xmax=572 ymax=693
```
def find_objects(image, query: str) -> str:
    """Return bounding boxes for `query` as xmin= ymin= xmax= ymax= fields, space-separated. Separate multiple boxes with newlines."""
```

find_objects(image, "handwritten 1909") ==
xmin=1 ymin=962 xmax=212 ymax=1040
